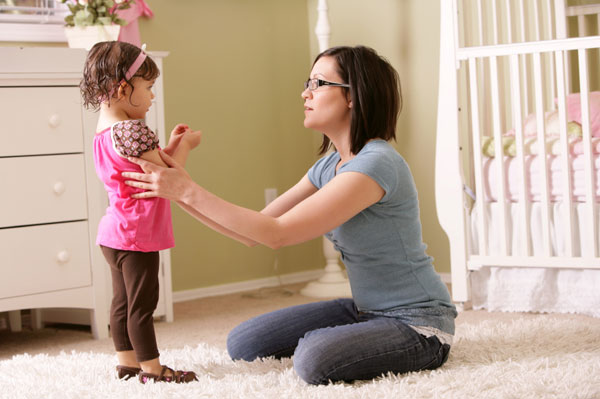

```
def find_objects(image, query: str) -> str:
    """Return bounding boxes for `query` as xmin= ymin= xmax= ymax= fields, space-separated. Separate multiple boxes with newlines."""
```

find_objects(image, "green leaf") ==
xmin=97 ymin=17 xmax=112 ymax=25
xmin=64 ymin=14 xmax=74 ymax=27
xmin=74 ymin=9 xmax=94 ymax=26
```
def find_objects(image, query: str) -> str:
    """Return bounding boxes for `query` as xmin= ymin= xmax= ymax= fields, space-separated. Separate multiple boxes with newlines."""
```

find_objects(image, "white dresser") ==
xmin=0 ymin=47 xmax=173 ymax=339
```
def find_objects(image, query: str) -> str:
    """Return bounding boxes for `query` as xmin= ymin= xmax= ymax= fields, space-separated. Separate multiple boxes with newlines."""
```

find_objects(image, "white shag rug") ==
xmin=1 ymin=316 xmax=599 ymax=399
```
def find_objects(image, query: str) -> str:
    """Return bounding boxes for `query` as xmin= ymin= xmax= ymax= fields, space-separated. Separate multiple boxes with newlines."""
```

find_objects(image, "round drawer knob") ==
xmin=57 ymin=251 xmax=70 ymax=264
xmin=53 ymin=181 xmax=65 ymax=195
xmin=49 ymin=114 xmax=61 ymax=128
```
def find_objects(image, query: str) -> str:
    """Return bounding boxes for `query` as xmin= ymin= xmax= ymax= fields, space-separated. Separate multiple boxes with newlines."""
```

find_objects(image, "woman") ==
xmin=123 ymin=45 xmax=457 ymax=385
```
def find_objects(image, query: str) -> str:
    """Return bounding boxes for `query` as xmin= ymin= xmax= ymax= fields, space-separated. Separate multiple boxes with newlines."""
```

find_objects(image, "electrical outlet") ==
xmin=264 ymin=188 xmax=277 ymax=206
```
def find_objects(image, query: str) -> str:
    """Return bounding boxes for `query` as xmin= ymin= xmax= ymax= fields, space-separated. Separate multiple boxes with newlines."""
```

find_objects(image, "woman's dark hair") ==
xmin=313 ymin=46 xmax=402 ymax=155
xmin=80 ymin=41 xmax=160 ymax=111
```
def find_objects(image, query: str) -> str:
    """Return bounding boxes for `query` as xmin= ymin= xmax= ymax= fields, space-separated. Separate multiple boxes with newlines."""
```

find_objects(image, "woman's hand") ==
xmin=122 ymin=151 xmax=194 ymax=201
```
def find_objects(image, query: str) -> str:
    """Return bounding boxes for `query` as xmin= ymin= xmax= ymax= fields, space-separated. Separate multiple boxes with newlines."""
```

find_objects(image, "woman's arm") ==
xmin=123 ymin=151 xmax=384 ymax=249
xmin=174 ymin=201 xmax=258 ymax=246
xmin=175 ymin=172 xmax=319 ymax=247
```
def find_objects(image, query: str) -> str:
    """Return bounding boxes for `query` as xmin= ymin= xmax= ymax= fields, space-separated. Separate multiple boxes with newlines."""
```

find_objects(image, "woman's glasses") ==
xmin=304 ymin=78 xmax=350 ymax=91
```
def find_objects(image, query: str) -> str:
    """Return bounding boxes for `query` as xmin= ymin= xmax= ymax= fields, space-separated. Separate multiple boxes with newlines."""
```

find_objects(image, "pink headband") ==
xmin=124 ymin=46 xmax=147 ymax=81
xmin=106 ymin=44 xmax=147 ymax=101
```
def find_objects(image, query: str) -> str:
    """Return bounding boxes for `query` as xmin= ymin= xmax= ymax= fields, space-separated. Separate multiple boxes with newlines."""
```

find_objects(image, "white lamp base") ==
xmin=300 ymin=239 xmax=352 ymax=298
xmin=300 ymin=278 xmax=352 ymax=298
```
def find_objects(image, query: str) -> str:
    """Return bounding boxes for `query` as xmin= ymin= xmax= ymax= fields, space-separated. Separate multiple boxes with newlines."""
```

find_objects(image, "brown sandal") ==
xmin=116 ymin=365 xmax=142 ymax=380
xmin=138 ymin=365 xmax=197 ymax=384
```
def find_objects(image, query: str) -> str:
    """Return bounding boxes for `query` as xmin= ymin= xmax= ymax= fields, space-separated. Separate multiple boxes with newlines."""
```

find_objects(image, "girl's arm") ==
xmin=163 ymin=124 xmax=189 ymax=156
xmin=123 ymin=151 xmax=384 ymax=249
xmin=139 ymin=124 xmax=201 ymax=168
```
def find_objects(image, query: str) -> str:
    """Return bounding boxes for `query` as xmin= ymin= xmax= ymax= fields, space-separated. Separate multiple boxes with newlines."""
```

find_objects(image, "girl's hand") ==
xmin=182 ymin=129 xmax=202 ymax=149
xmin=122 ymin=151 xmax=193 ymax=201
xmin=171 ymin=123 xmax=189 ymax=137
xmin=164 ymin=123 xmax=190 ymax=155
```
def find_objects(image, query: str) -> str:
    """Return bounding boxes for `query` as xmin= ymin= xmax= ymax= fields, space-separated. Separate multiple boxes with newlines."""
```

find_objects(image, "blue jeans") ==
xmin=227 ymin=298 xmax=451 ymax=385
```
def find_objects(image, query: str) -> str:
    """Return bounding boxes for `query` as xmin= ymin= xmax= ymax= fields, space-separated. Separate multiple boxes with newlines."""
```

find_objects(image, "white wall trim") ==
xmin=173 ymin=269 xmax=325 ymax=303
xmin=439 ymin=272 xmax=451 ymax=284
xmin=173 ymin=270 xmax=453 ymax=303
xmin=0 ymin=23 xmax=67 ymax=42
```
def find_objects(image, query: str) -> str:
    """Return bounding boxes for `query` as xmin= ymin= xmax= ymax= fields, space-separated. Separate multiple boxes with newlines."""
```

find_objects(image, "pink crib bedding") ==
xmin=483 ymin=154 xmax=600 ymax=202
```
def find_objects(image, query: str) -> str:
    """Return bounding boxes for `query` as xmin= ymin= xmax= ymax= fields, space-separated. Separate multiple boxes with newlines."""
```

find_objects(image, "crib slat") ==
xmin=554 ymin=49 xmax=575 ymax=257
xmin=533 ymin=0 xmax=541 ymax=41
xmin=458 ymin=0 xmax=466 ymax=47
xmin=546 ymin=0 xmax=555 ymax=39
xmin=518 ymin=0 xmax=530 ymax=114
xmin=469 ymin=57 xmax=488 ymax=256
xmin=555 ymin=0 xmax=567 ymax=38
xmin=578 ymin=15 xmax=586 ymax=37
xmin=490 ymin=56 xmax=510 ymax=255
xmin=509 ymin=54 xmax=532 ymax=256
xmin=492 ymin=0 xmax=499 ymax=44
xmin=505 ymin=0 xmax=512 ymax=44
xmin=577 ymin=49 xmax=598 ymax=257
xmin=546 ymin=0 xmax=557 ymax=109
xmin=532 ymin=52 xmax=553 ymax=256
xmin=518 ymin=0 xmax=527 ymax=42
xmin=553 ymin=0 xmax=572 ymax=96
xmin=477 ymin=0 xmax=484 ymax=46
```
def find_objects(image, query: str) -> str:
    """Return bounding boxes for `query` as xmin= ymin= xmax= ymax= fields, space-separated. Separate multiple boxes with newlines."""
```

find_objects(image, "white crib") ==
xmin=436 ymin=0 xmax=600 ymax=316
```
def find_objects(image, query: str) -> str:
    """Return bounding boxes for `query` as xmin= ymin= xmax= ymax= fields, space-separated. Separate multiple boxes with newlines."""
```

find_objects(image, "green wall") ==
xmin=138 ymin=0 xmax=324 ymax=291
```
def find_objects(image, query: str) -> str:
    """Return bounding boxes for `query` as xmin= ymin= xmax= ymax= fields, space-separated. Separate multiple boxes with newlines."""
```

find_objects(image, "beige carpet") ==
xmin=1 ymin=283 xmax=599 ymax=398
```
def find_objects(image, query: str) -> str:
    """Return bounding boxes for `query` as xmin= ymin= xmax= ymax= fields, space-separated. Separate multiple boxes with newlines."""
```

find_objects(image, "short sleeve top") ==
xmin=111 ymin=119 xmax=159 ymax=158
xmin=307 ymin=140 xmax=456 ymax=334
xmin=92 ymin=120 xmax=174 ymax=252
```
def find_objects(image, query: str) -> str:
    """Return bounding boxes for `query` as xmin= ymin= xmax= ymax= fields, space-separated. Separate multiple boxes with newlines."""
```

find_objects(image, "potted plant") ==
xmin=61 ymin=0 xmax=134 ymax=50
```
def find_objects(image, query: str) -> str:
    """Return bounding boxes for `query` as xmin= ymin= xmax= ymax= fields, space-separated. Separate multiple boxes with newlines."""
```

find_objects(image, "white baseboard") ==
xmin=172 ymin=269 xmax=324 ymax=303
xmin=439 ymin=272 xmax=451 ymax=284
xmin=173 ymin=270 xmax=453 ymax=303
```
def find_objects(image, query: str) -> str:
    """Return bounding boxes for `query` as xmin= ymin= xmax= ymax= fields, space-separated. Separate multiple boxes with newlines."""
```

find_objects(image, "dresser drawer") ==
xmin=0 ymin=87 xmax=84 ymax=157
xmin=0 ymin=222 xmax=92 ymax=299
xmin=0 ymin=154 xmax=88 ymax=228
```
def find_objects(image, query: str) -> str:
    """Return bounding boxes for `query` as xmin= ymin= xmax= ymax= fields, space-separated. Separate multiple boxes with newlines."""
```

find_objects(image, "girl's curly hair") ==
xmin=80 ymin=41 xmax=160 ymax=111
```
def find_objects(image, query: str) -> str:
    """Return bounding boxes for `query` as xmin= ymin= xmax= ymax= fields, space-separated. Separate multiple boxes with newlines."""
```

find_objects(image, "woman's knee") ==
xmin=226 ymin=321 xmax=256 ymax=361
xmin=227 ymin=318 xmax=284 ymax=361
xmin=292 ymin=333 xmax=333 ymax=385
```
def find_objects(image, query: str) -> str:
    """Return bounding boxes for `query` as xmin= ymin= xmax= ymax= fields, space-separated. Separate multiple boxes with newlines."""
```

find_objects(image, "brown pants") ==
xmin=100 ymin=245 xmax=160 ymax=362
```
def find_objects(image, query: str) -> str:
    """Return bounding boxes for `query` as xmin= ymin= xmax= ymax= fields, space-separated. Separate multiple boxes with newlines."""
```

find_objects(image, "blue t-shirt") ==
xmin=308 ymin=140 xmax=456 ymax=334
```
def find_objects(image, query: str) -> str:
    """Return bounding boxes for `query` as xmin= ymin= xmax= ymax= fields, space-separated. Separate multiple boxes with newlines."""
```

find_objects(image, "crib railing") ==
xmin=462 ymin=37 xmax=600 ymax=264
xmin=436 ymin=0 xmax=600 ymax=304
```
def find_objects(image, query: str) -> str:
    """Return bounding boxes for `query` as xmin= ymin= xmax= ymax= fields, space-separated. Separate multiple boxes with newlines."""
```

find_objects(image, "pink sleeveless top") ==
xmin=93 ymin=120 xmax=174 ymax=252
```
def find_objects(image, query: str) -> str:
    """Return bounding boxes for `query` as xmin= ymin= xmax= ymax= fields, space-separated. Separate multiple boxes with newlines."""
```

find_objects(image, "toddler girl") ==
xmin=81 ymin=41 xmax=200 ymax=384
